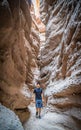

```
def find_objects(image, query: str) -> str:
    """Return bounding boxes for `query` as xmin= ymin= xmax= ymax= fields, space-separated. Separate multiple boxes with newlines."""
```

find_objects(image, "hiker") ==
xmin=33 ymin=81 xmax=44 ymax=119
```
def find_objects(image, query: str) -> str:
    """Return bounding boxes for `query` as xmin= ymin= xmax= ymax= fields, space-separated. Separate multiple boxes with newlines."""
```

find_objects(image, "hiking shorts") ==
xmin=36 ymin=100 xmax=43 ymax=108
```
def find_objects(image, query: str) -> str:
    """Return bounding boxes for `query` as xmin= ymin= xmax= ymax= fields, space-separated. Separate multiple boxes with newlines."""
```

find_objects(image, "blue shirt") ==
xmin=34 ymin=88 xmax=42 ymax=100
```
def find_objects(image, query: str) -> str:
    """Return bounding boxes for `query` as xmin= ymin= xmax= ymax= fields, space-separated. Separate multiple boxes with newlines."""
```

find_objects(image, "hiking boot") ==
xmin=36 ymin=112 xmax=38 ymax=118
xmin=39 ymin=115 xmax=41 ymax=119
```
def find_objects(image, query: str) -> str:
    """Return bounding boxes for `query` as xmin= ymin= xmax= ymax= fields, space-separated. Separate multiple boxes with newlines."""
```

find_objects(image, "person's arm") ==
xmin=42 ymin=93 xmax=44 ymax=101
xmin=41 ymin=89 xmax=45 ymax=106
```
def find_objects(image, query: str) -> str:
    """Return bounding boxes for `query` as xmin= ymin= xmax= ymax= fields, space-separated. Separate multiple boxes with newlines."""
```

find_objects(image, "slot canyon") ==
xmin=0 ymin=0 xmax=81 ymax=130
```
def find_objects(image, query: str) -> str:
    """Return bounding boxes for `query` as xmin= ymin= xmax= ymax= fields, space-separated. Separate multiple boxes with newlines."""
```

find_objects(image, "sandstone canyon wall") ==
xmin=40 ymin=0 xmax=81 ymax=129
xmin=0 ymin=0 xmax=40 ymax=122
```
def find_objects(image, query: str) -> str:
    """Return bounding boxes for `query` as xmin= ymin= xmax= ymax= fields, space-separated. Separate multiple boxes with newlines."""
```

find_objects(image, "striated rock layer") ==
xmin=40 ymin=0 xmax=81 ymax=130
xmin=0 ymin=0 xmax=40 ymax=122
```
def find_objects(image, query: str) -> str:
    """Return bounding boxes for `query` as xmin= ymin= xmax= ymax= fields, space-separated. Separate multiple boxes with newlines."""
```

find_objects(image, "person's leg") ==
xmin=39 ymin=108 xmax=41 ymax=116
xmin=38 ymin=108 xmax=41 ymax=118
xmin=36 ymin=100 xmax=38 ymax=117
xmin=36 ymin=108 xmax=38 ymax=114
xmin=36 ymin=108 xmax=38 ymax=117
xmin=38 ymin=100 xmax=43 ymax=118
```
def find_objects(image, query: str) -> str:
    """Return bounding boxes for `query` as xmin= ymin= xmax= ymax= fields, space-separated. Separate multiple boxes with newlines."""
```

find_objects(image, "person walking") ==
xmin=33 ymin=81 xmax=44 ymax=119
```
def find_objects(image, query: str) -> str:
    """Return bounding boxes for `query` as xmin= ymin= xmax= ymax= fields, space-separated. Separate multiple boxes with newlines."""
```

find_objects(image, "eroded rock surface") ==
xmin=0 ymin=0 xmax=40 ymax=122
xmin=0 ymin=104 xmax=24 ymax=130
xmin=40 ymin=0 xmax=81 ymax=129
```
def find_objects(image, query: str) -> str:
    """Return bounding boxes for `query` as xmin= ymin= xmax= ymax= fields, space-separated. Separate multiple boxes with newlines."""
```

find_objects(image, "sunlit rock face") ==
xmin=40 ymin=0 xmax=81 ymax=129
xmin=0 ymin=0 xmax=40 ymax=122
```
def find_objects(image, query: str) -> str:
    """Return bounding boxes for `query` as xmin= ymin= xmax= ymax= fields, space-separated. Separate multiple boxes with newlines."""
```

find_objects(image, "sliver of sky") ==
xmin=32 ymin=0 xmax=40 ymax=17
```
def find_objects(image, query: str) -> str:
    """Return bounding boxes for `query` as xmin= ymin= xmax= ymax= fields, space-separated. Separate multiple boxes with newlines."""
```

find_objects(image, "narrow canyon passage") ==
xmin=24 ymin=0 xmax=81 ymax=130
xmin=24 ymin=103 xmax=70 ymax=130
xmin=0 ymin=0 xmax=81 ymax=130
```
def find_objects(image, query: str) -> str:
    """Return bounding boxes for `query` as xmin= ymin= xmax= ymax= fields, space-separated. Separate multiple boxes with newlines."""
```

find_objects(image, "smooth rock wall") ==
xmin=0 ymin=0 xmax=40 ymax=122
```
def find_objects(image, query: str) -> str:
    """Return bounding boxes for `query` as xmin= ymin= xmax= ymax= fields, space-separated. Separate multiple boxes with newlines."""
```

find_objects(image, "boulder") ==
xmin=0 ymin=104 xmax=24 ymax=130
